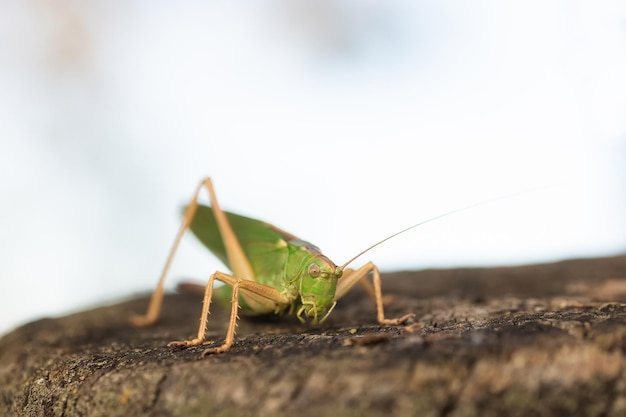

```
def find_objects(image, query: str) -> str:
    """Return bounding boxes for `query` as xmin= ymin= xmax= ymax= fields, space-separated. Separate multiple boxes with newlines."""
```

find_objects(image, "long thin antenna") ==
xmin=340 ymin=188 xmax=544 ymax=269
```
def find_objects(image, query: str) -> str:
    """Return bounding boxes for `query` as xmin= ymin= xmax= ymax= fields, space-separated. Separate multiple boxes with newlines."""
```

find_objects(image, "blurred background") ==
xmin=1 ymin=0 xmax=625 ymax=336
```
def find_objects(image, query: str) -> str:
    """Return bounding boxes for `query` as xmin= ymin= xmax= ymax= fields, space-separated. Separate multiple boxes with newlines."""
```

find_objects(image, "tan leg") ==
xmin=130 ymin=177 xmax=255 ymax=327
xmin=344 ymin=268 xmax=392 ymax=304
xmin=334 ymin=262 xmax=414 ymax=325
xmin=168 ymin=271 xmax=291 ymax=355
xmin=201 ymin=278 xmax=240 ymax=356
xmin=355 ymin=272 xmax=395 ymax=306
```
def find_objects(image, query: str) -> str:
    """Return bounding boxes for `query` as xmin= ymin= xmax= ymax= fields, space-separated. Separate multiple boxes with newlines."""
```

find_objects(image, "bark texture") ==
xmin=2 ymin=255 xmax=626 ymax=416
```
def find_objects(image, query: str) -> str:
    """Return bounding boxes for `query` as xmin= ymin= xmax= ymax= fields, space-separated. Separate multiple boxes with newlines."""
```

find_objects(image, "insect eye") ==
xmin=309 ymin=264 xmax=320 ymax=278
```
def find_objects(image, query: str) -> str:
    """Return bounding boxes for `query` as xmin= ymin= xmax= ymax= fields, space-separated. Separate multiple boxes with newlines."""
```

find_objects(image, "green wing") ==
xmin=188 ymin=205 xmax=295 ymax=284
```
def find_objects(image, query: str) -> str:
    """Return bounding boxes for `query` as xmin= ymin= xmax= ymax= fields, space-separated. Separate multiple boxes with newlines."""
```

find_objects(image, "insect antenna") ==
xmin=340 ymin=189 xmax=544 ymax=270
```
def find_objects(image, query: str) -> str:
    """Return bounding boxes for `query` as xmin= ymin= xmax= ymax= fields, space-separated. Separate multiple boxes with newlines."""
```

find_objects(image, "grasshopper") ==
xmin=131 ymin=177 xmax=444 ymax=355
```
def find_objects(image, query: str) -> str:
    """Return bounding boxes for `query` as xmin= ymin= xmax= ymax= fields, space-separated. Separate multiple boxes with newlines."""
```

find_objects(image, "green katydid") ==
xmin=130 ymin=177 xmax=509 ymax=355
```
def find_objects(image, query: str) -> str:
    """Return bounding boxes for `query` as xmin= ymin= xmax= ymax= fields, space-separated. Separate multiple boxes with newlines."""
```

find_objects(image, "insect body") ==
xmin=188 ymin=206 xmax=344 ymax=322
xmin=130 ymin=178 xmax=414 ymax=355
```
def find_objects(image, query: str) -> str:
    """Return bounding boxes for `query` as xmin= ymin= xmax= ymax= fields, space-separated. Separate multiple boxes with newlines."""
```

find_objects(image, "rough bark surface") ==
xmin=2 ymin=255 xmax=626 ymax=417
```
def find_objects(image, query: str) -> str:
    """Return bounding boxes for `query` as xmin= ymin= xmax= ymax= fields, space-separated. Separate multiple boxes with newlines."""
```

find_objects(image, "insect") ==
xmin=130 ymin=177 xmax=504 ymax=355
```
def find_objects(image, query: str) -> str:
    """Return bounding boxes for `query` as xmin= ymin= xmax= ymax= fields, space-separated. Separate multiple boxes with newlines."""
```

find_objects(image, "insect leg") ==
xmin=129 ymin=180 xmax=210 ymax=326
xmin=200 ymin=277 xmax=291 ymax=356
xmin=168 ymin=271 xmax=292 ymax=355
xmin=167 ymin=272 xmax=222 ymax=349
xmin=130 ymin=177 xmax=255 ymax=327
xmin=334 ymin=262 xmax=414 ymax=325
xmin=201 ymin=277 xmax=241 ymax=355
xmin=201 ymin=178 xmax=256 ymax=283
xmin=342 ymin=267 xmax=391 ymax=304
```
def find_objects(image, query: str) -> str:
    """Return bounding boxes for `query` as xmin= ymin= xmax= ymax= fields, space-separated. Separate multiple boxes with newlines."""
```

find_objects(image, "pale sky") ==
xmin=1 ymin=0 xmax=625 ymax=336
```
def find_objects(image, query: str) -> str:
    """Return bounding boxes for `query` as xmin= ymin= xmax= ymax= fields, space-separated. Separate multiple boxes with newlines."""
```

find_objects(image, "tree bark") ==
xmin=2 ymin=255 xmax=626 ymax=417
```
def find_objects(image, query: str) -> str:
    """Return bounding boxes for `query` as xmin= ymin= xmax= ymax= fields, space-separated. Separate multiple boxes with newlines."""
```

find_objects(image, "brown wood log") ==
xmin=2 ymin=255 xmax=626 ymax=416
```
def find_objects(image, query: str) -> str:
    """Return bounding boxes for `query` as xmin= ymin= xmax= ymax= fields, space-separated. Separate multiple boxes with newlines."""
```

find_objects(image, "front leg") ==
xmin=334 ymin=261 xmax=414 ymax=325
xmin=167 ymin=271 xmax=225 ymax=350
xmin=170 ymin=275 xmax=242 ymax=356
xmin=168 ymin=271 xmax=292 ymax=356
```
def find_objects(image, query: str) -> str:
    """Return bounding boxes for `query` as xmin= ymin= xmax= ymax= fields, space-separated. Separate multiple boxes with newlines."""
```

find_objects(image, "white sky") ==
xmin=1 ymin=0 xmax=625 ymax=336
